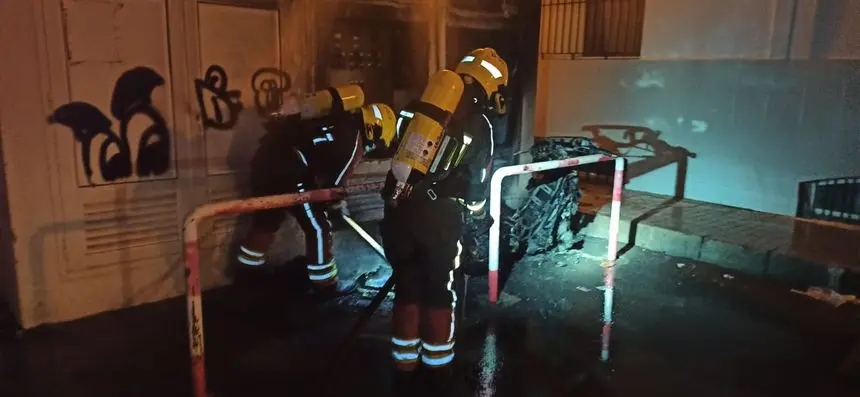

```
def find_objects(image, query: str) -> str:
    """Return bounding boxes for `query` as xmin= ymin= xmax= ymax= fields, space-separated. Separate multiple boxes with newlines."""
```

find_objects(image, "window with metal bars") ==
xmin=540 ymin=0 xmax=646 ymax=59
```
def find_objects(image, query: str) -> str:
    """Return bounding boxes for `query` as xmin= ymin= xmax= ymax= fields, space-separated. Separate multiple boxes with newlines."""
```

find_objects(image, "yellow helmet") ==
xmin=454 ymin=48 xmax=509 ymax=114
xmin=360 ymin=103 xmax=397 ymax=152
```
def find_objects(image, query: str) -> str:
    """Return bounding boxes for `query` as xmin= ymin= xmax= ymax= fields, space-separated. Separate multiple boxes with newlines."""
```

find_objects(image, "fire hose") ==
xmin=325 ymin=213 xmax=472 ymax=394
xmin=324 ymin=214 xmax=396 ymax=388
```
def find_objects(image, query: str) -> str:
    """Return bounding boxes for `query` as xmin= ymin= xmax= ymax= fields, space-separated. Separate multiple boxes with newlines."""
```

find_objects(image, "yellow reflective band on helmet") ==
xmin=480 ymin=60 xmax=503 ymax=78
xmin=462 ymin=52 xmax=503 ymax=78
xmin=455 ymin=48 xmax=509 ymax=115
xmin=361 ymin=103 xmax=397 ymax=152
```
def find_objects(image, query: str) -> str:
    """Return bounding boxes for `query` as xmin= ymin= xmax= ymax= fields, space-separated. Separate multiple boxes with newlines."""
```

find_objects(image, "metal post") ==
xmin=601 ymin=157 xmax=625 ymax=362
xmin=486 ymin=154 xmax=625 ymax=363
xmin=488 ymin=153 xmax=615 ymax=303
xmin=183 ymin=183 xmax=382 ymax=397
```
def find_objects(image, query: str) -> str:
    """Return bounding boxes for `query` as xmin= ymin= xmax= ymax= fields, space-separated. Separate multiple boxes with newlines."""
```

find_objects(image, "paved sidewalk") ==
xmin=577 ymin=182 xmax=860 ymax=292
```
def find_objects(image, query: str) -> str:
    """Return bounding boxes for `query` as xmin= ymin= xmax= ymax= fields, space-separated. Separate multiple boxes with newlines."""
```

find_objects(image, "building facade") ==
xmin=535 ymin=0 xmax=860 ymax=217
xmin=0 ymin=0 xmax=525 ymax=328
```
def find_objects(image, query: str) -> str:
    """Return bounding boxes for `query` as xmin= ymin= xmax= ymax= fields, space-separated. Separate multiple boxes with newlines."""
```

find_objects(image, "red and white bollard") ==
xmin=487 ymin=155 xmax=625 ymax=362
xmin=182 ymin=183 xmax=382 ymax=397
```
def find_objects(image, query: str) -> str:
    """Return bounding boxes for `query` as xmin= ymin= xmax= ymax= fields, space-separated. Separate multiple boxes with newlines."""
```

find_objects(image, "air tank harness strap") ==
xmin=326 ymin=87 xmax=346 ymax=114
xmin=412 ymin=100 xmax=453 ymax=127
xmin=410 ymin=100 xmax=455 ymax=202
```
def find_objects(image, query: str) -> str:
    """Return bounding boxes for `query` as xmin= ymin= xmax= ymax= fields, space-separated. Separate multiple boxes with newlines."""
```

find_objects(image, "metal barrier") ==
xmin=183 ymin=154 xmax=625 ymax=395
xmin=488 ymin=154 xmax=625 ymax=361
xmin=182 ymin=182 xmax=383 ymax=397
xmin=797 ymin=176 xmax=860 ymax=225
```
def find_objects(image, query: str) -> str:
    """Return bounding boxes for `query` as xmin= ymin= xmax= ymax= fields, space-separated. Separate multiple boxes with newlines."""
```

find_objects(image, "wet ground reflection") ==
xmin=1 ymin=244 xmax=858 ymax=396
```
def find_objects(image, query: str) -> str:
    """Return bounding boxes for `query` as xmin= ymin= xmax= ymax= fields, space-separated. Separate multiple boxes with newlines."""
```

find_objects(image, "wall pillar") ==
xmin=788 ymin=0 xmax=819 ymax=59
xmin=279 ymin=0 xmax=319 ymax=94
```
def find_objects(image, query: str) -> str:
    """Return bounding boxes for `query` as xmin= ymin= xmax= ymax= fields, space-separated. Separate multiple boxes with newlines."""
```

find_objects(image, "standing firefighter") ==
xmin=238 ymin=85 xmax=397 ymax=297
xmin=380 ymin=48 xmax=509 ymax=394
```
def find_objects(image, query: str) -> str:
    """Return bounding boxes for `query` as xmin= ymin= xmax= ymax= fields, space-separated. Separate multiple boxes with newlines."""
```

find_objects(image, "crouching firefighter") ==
xmin=237 ymin=84 xmax=397 ymax=298
xmin=380 ymin=48 xmax=509 ymax=394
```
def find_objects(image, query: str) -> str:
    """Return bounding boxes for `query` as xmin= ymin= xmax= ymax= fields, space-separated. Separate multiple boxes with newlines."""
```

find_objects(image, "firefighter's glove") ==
xmin=468 ymin=200 xmax=488 ymax=219
xmin=329 ymin=200 xmax=350 ymax=218
xmin=460 ymin=199 xmax=493 ymax=228
xmin=327 ymin=200 xmax=350 ymax=230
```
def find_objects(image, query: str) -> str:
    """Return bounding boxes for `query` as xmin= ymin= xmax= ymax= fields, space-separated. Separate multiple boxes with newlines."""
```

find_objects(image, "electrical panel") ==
xmin=326 ymin=21 xmax=393 ymax=104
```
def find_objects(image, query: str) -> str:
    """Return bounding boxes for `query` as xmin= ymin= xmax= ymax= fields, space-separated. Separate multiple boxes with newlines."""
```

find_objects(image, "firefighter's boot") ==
xmin=311 ymin=278 xmax=357 ymax=301
xmin=306 ymin=260 xmax=356 ymax=300
xmin=391 ymin=303 xmax=421 ymax=370
xmin=392 ymin=369 xmax=417 ymax=397
xmin=233 ymin=230 xmax=276 ymax=284
xmin=419 ymin=307 xmax=457 ymax=394
xmin=419 ymin=365 xmax=457 ymax=396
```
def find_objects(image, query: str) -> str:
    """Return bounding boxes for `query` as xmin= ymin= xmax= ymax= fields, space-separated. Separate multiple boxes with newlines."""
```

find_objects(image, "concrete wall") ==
xmin=540 ymin=59 xmax=860 ymax=216
xmin=640 ymin=0 xmax=791 ymax=59
xmin=812 ymin=0 xmax=860 ymax=59
xmin=532 ymin=0 xmax=860 ymax=216
xmin=640 ymin=0 xmax=860 ymax=60
xmin=0 ymin=0 xmax=372 ymax=328
xmin=0 ymin=115 xmax=19 ymax=327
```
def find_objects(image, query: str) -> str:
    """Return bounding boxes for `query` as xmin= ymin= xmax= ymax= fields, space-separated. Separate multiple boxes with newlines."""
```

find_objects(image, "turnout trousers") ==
xmin=380 ymin=197 xmax=464 ymax=372
xmin=237 ymin=147 xmax=339 ymax=288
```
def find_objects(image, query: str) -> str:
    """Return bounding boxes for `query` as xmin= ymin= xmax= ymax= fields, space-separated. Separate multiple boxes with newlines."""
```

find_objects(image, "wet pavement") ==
xmin=2 ymin=237 xmax=860 ymax=397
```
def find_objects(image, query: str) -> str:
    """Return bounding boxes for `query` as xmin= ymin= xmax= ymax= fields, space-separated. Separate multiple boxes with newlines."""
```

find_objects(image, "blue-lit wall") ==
xmin=539 ymin=59 xmax=860 ymax=215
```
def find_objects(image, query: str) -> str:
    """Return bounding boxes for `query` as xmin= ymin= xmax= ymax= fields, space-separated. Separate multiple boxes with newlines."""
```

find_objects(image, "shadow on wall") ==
xmin=0 ymin=116 xmax=22 ymax=336
xmin=24 ymin=63 xmax=295 ymax=327
xmin=193 ymin=63 xmax=304 ymax=280
xmin=33 ymin=66 xmax=186 ymax=327
xmin=580 ymin=124 xmax=697 ymax=198
xmin=575 ymin=124 xmax=696 ymax=257
xmin=811 ymin=0 xmax=860 ymax=59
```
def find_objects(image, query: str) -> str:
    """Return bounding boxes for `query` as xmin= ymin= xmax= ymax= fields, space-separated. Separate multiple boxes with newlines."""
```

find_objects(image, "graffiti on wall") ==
xmin=251 ymin=67 xmax=291 ymax=116
xmin=48 ymin=66 xmax=172 ymax=185
xmin=194 ymin=64 xmax=243 ymax=130
xmin=193 ymin=65 xmax=292 ymax=128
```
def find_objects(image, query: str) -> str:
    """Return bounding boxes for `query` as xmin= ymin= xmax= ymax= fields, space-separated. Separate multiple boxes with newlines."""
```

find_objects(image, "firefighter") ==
xmin=237 ymin=85 xmax=397 ymax=297
xmin=380 ymin=48 xmax=509 ymax=394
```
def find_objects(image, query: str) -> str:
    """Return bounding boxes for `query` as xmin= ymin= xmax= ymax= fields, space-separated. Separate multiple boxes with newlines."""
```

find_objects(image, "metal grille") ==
xmin=540 ymin=0 xmax=646 ymax=59
xmin=83 ymin=192 xmax=179 ymax=254
xmin=797 ymin=177 xmax=860 ymax=225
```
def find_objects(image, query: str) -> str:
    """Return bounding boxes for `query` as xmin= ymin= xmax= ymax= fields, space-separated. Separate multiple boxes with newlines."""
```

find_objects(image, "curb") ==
xmin=580 ymin=212 xmax=858 ymax=293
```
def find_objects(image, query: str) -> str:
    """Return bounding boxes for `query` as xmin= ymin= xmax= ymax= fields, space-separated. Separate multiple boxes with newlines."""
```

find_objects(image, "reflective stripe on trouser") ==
xmin=290 ymin=196 xmax=337 ymax=286
xmin=391 ymin=303 xmax=421 ymax=371
xmin=237 ymin=229 xmax=277 ymax=267
xmin=237 ymin=245 xmax=266 ymax=266
xmin=307 ymin=261 xmax=338 ymax=286
xmin=392 ymin=337 xmax=421 ymax=370
xmin=421 ymin=242 xmax=461 ymax=367
xmin=421 ymin=340 xmax=455 ymax=367
xmin=381 ymin=199 xmax=461 ymax=369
